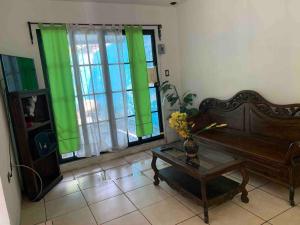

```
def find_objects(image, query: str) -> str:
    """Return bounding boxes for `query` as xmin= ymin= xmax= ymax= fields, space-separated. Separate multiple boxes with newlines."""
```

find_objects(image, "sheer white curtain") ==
xmin=68 ymin=25 xmax=128 ymax=157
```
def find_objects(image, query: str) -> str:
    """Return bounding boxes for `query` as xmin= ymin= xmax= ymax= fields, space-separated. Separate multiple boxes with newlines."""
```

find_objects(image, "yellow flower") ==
xmin=169 ymin=111 xmax=191 ymax=139
xmin=170 ymin=112 xmax=228 ymax=138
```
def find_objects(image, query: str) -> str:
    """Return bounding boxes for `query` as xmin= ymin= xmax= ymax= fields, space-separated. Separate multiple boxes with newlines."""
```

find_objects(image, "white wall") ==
xmin=177 ymin=0 xmax=300 ymax=104
xmin=0 ymin=180 xmax=11 ymax=225
xmin=0 ymin=93 xmax=21 ymax=225
xmin=0 ymin=0 xmax=181 ymax=88
xmin=0 ymin=1 xmax=180 ymax=223
xmin=0 ymin=0 xmax=181 ymax=143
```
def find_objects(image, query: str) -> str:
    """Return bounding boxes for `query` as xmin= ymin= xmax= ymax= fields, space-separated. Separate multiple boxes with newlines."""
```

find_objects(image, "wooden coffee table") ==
xmin=151 ymin=142 xmax=249 ymax=224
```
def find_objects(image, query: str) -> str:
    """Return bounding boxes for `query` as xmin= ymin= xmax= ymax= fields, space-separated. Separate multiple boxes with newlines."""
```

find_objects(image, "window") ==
xmin=37 ymin=28 xmax=164 ymax=161
xmin=126 ymin=30 xmax=164 ymax=146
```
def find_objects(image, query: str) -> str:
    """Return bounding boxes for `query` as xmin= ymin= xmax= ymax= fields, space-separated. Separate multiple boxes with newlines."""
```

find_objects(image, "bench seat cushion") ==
xmin=195 ymin=129 xmax=290 ymax=165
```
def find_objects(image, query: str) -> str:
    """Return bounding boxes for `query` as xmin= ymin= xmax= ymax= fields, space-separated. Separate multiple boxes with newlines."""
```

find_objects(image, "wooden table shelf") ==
xmin=151 ymin=142 xmax=249 ymax=224
xmin=159 ymin=167 xmax=240 ymax=206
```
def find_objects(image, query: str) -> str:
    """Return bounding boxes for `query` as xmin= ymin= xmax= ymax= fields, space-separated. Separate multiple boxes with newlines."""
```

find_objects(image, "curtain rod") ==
xmin=27 ymin=21 xmax=162 ymax=44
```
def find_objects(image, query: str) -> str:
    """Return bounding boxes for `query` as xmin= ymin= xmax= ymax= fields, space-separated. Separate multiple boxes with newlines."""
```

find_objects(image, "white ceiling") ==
xmin=52 ymin=0 xmax=184 ymax=6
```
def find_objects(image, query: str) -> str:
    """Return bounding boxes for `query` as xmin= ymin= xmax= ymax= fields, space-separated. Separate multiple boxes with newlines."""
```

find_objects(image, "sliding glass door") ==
xmin=37 ymin=28 xmax=164 ymax=161
xmin=68 ymin=28 xmax=128 ymax=157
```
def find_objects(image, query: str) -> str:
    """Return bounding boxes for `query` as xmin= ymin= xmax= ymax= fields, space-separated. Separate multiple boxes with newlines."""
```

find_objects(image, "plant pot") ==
xmin=183 ymin=138 xmax=199 ymax=159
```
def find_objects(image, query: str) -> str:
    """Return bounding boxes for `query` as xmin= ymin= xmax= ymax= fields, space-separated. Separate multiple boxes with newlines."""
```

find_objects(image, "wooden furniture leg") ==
xmin=240 ymin=167 xmax=249 ymax=203
xmin=289 ymin=185 xmax=295 ymax=207
xmin=289 ymin=166 xmax=295 ymax=206
xmin=201 ymin=181 xmax=209 ymax=224
xmin=151 ymin=154 xmax=160 ymax=185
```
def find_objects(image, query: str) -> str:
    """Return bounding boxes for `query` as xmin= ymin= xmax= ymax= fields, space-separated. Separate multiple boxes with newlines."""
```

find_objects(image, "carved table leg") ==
xmin=201 ymin=182 xmax=209 ymax=224
xmin=289 ymin=167 xmax=295 ymax=207
xmin=151 ymin=154 xmax=160 ymax=186
xmin=240 ymin=167 xmax=249 ymax=203
xmin=289 ymin=185 xmax=295 ymax=207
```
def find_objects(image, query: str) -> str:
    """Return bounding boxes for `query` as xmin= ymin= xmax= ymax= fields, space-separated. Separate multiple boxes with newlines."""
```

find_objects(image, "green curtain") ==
xmin=17 ymin=58 xmax=38 ymax=91
xmin=39 ymin=25 xmax=80 ymax=154
xmin=125 ymin=26 xmax=153 ymax=137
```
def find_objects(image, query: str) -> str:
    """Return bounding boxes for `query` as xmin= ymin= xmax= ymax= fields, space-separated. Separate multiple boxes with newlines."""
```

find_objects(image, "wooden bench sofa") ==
xmin=191 ymin=90 xmax=300 ymax=206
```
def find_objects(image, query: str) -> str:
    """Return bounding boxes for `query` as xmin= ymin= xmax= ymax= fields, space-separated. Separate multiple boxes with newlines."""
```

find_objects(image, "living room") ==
xmin=0 ymin=0 xmax=299 ymax=225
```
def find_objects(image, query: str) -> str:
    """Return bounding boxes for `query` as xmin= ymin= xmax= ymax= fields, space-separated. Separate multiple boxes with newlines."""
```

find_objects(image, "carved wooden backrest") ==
xmin=199 ymin=90 xmax=300 ymax=141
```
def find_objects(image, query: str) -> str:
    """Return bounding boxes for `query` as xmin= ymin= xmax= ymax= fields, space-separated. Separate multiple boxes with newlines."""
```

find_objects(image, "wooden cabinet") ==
xmin=8 ymin=89 xmax=62 ymax=201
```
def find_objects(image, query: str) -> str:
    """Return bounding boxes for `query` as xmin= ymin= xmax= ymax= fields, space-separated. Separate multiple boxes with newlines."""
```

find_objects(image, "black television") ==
xmin=0 ymin=54 xmax=38 ymax=92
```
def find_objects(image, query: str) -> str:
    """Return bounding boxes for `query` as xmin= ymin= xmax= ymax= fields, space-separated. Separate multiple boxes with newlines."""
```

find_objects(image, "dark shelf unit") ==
xmin=8 ymin=89 xmax=62 ymax=201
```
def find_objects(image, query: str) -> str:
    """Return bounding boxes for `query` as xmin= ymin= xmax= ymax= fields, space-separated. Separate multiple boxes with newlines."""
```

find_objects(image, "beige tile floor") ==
xmin=21 ymin=150 xmax=300 ymax=225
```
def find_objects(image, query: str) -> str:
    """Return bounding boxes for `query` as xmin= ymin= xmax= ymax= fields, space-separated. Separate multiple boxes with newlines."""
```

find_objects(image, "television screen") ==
xmin=0 ymin=54 xmax=38 ymax=92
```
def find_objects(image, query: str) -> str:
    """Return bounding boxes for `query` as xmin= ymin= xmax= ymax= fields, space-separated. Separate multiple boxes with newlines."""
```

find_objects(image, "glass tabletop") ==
xmin=160 ymin=142 xmax=240 ymax=174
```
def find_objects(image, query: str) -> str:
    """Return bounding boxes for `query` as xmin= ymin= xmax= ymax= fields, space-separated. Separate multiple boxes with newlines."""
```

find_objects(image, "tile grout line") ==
xmin=122 ymin=175 xmax=203 ymax=224
xmin=87 ymin=178 xmax=125 ymax=205
xmin=257 ymin=186 xmax=298 ymax=203
xmin=128 ymin=185 xmax=196 ymax=225
xmin=232 ymin=186 xmax=294 ymax=222
xmin=43 ymin=198 xmax=48 ymax=224
xmin=229 ymin=184 xmax=268 ymax=221
xmin=101 ymin=178 xmax=154 ymax=225
xmin=231 ymin=199 xmax=267 ymax=222
xmin=227 ymin=174 xmax=270 ymax=189
xmin=80 ymin=173 xmax=176 ymax=219
xmin=72 ymin=159 xmax=134 ymax=179
xmin=263 ymin=204 xmax=298 ymax=224
xmin=72 ymin=153 xmax=156 ymax=184
xmin=22 ymin=154 xmax=144 ymax=225
xmin=45 ymin=183 xmax=88 ymax=222
xmin=44 ymin=183 xmax=81 ymax=203
xmin=70 ymin=149 xmax=150 ymax=175
xmin=76 ymin=167 xmax=152 ymax=224
xmin=111 ymin=173 xmax=198 ymax=225
xmin=174 ymin=215 xmax=201 ymax=225
xmin=115 ymin=178 xmax=154 ymax=224
xmin=78 ymin=181 xmax=98 ymax=225
xmin=110 ymin=160 xmax=203 ymax=224
xmin=28 ymin=152 xmax=282 ymax=225
xmin=114 ymin=179 xmax=153 ymax=193
xmin=164 ymin=196 xmax=202 ymax=224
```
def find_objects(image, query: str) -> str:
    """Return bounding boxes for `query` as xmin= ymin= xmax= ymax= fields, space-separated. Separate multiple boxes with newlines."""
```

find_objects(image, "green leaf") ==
xmin=160 ymin=81 xmax=173 ymax=94
xmin=180 ymin=106 xmax=187 ymax=113
xmin=166 ymin=93 xmax=179 ymax=106
xmin=183 ymin=93 xmax=197 ymax=106
xmin=161 ymin=80 xmax=169 ymax=86
xmin=160 ymin=80 xmax=169 ymax=89
xmin=185 ymin=108 xmax=199 ymax=117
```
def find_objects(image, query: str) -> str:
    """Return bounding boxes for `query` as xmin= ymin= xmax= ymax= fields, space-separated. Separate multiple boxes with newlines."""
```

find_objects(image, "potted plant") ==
xmin=160 ymin=81 xmax=199 ymax=117
xmin=161 ymin=81 xmax=226 ymax=159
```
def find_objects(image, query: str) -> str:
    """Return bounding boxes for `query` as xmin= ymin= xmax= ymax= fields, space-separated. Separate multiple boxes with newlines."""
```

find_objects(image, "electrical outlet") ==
xmin=158 ymin=44 xmax=166 ymax=55
xmin=165 ymin=70 xmax=170 ymax=77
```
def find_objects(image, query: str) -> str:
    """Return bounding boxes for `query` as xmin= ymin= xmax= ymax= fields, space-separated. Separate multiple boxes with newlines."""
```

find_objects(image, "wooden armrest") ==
xmin=286 ymin=141 xmax=300 ymax=164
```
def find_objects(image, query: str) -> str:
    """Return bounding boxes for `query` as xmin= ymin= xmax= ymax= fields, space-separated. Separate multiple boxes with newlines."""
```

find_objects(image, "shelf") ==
xmin=27 ymin=121 xmax=51 ymax=131
xmin=9 ymin=90 xmax=62 ymax=201
xmin=33 ymin=149 xmax=57 ymax=164
xmin=159 ymin=166 xmax=240 ymax=205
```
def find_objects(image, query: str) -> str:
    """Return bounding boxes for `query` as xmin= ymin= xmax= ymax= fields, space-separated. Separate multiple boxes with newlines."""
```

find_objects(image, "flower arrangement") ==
xmin=169 ymin=111 xmax=227 ymax=159
xmin=169 ymin=111 xmax=227 ymax=140
xmin=169 ymin=112 xmax=191 ymax=139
